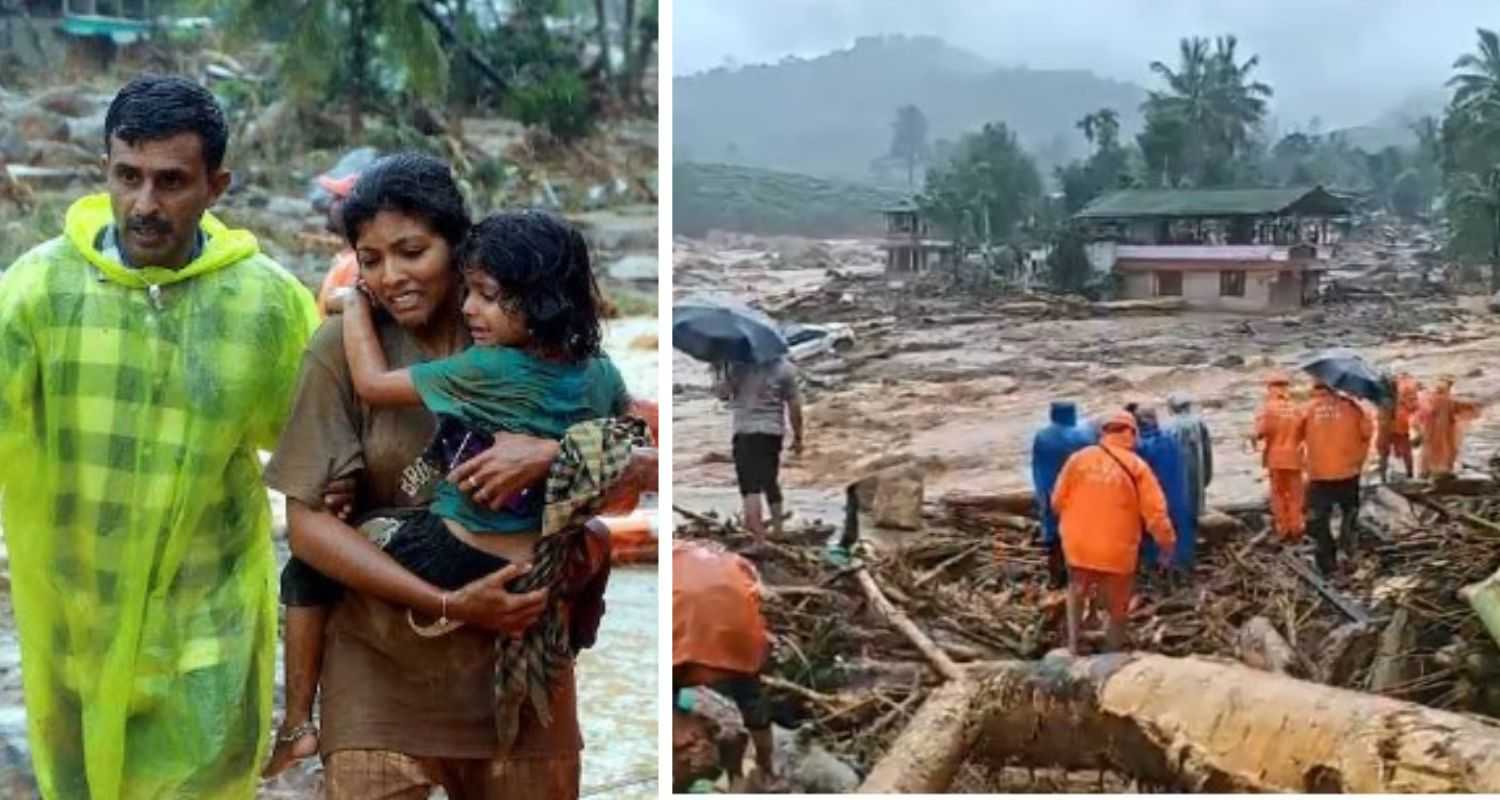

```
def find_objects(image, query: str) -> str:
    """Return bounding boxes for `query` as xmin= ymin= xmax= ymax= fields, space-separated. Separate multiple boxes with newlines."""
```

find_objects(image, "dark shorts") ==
xmin=673 ymin=672 xmax=770 ymax=730
xmin=281 ymin=509 xmax=511 ymax=607
xmin=732 ymin=433 xmax=783 ymax=506
xmin=1307 ymin=476 xmax=1360 ymax=518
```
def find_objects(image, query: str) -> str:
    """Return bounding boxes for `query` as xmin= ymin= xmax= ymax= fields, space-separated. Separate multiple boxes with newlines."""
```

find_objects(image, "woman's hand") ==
xmin=449 ymin=432 xmax=560 ymax=511
xmin=321 ymin=476 xmax=357 ymax=521
xmin=447 ymin=563 xmax=549 ymax=636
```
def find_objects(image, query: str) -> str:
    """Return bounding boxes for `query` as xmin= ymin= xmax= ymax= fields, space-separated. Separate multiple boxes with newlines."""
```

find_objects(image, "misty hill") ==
xmin=673 ymin=35 xmax=1146 ymax=184
xmin=675 ymin=161 xmax=907 ymax=237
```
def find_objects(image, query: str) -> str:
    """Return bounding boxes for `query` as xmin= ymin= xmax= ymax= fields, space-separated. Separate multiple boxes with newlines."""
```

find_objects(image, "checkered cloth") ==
xmin=494 ymin=415 xmax=652 ymax=752
xmin=0 ymin=194 xmax=319 ymax=799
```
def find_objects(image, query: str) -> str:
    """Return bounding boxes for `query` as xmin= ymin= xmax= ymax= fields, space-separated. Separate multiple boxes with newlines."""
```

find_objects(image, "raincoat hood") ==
xmin=63 ymin=193 xmax=259 ymax=289
xmin=1049 ymin=401 xmax=1079 ymax=426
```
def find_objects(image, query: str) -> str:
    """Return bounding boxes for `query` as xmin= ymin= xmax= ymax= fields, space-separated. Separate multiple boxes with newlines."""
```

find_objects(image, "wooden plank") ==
xmin=1280 ymin=552 xmax=1372 ymax=624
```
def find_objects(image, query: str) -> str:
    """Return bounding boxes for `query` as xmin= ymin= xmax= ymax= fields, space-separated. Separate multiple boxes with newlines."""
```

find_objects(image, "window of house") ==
xmin=1156 ymin=271 xmax=1182 ymax=296
xmin=1221 ymin=270 xmax=1246 ymax=297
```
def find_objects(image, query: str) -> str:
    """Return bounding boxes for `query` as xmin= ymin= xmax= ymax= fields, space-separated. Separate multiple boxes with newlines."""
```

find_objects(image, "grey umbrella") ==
xmin=672 ymin=296 xmax=788 ymax=364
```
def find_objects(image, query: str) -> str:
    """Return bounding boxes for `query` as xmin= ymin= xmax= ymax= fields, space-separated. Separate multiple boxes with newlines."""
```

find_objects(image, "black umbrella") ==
xmin=672 ymin=297 xmax=788 ymax=364
xmin=1301 ymin=349 xmax=1389 ymax=404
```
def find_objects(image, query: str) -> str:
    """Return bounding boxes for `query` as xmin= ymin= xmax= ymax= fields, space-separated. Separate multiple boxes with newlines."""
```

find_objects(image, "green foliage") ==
xmin=1139 ymin=35 xmax=1272 ymax=188
xmin=1441 ymin=28 xmax=1500 ymax=285
xmin=674 ymin=162 xmax=907 ymax=238
xmin=919 ymin=122 xmax=1042 ymax=244
xmin=212 ymin=0 xmax=446 ymax=132
xmin=511 ymin=70 xmax=595 ymax=142
xmin=887 ymin=104 xmax=930 ymax=187
xmin=1047 ymin=228 xmax=1093 ymax=294
xmin=1057 ymin=108 xmax=1131 ymax=213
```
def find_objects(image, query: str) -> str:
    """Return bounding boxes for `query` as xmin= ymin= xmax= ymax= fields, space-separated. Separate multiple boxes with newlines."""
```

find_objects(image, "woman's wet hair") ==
xmin=458 ymin=211 xmax=604 ymax=362
xmin=340 ymin=152 xmax=471 ymax=251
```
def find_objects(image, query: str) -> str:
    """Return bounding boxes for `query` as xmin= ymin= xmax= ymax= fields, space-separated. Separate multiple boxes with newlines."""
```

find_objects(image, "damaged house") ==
xmin=1075 ymin=186 xmax=1353 ymax=312
xmin=879 ymin=201 xmax=957 ymax=273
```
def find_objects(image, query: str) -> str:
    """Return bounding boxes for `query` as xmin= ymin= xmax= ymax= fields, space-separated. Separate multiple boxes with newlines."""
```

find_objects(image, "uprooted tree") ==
xmin=863 ymin=653 xmax=1500 ymax=794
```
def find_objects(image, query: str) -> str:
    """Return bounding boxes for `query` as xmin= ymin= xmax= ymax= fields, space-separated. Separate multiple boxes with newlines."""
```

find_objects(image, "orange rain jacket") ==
xmin=1393 ymin=375 xmax=1420 ymax=435
xmin=1255 ymin=385 xmax=1304 ymax=470
xmin=1417 ymin=383 xmax=1481 ymax=475
xmin=672 ymin=541 xmax=769 ymax=675
xmin=1052 ymin=416 xmax=1176 ymax=575
xmin=1298 ymin=388 xmax=1373 ymax=481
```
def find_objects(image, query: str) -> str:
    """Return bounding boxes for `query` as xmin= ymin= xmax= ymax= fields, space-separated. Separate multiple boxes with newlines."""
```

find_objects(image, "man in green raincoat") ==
xmin=0 ymin=75 xmax=318 ymax=798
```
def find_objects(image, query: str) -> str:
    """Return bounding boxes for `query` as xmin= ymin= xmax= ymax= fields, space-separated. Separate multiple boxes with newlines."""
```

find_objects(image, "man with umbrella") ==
xmin=674 ymin=298 xmax=804 ymax=549
xmin=1298 ymin=374 xmax=1374 ymax=575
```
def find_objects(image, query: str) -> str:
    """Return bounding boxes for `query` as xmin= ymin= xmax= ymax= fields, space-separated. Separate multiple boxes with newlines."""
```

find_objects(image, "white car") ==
xmin=784 ymin=322 xmax=856 ymax=361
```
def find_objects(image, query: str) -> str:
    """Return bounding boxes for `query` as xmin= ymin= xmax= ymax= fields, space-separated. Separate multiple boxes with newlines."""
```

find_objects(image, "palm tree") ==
xmin=1205 ymin=35 xmax=1273 ymax=155
xmin=1143 ymin=35 xmax=1272 ymax=186
xmin=1077 ymin=108 xmax=1120 ymax=151
xmin=1449 ymin=28 xmax=1500 ymax=115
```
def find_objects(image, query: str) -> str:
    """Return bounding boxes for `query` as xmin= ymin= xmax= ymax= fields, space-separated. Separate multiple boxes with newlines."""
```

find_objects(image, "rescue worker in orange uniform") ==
xmin=1252 ymin=371 xmax=1306 ymax=542
xmin=672 ymin=540 xmax=775 ymax=790
xmin=1376 ymin=371 xmax=1421 ymax=482
xmin=1416 ymin=375 xmax=1482 ymax=478
xmin=1052 ymin=410 xmax=1176 ymax=654
xmin=1298 ymin=378 xmax=1374 ymax=574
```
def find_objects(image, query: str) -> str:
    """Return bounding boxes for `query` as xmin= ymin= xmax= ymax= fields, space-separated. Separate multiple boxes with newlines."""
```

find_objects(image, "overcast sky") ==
xmin=673 ymin=0 xmax=1498 ymax=128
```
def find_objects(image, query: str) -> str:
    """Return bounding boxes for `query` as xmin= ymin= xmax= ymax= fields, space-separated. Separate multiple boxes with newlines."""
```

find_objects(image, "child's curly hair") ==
xmin=458 ymin=210 xmax=603 ymax=362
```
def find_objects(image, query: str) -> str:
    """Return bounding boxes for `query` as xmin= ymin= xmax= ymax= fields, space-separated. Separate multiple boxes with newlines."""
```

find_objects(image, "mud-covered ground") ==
xmin=672 ymin=230 xmax=1500 ymax=518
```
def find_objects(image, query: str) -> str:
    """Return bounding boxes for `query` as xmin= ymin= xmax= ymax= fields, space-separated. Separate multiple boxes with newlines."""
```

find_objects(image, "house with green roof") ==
xmin=1074 ymin=186 xmax=1353 ymax=311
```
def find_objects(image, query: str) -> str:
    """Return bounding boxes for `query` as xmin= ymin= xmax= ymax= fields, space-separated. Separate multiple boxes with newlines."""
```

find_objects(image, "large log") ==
xmin=858 ymin=679 xmax=978 ymax=793
xmin=941 ymin=489 xmax=1037 ymax=518
xmin=962 ymin=653 xmax=1500 ymax=792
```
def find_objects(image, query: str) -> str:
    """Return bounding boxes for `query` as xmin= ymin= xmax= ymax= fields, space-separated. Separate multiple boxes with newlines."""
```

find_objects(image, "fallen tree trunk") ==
xmin=942 ymin=489 xmax=1036 ymax=518
xmin=944 ymin=489 xmax=1247 ymax=545
xmin=964 ymin=653 xmax=1500 ymax=792
xmin=854 ymin=567 xmax=965 ymax=682
xmin=1237 ymin=616 xmax=1300 ymax=675
xmin=858 ymin=679 xmax=977 ymax=793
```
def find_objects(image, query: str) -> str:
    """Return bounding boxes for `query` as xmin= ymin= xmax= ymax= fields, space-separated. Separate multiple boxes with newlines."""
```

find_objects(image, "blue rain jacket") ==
xmin=1031 ymin=402 xmax=1097 ymax=545
xmin=1136 ymin=420 xmax=1194 ymax=569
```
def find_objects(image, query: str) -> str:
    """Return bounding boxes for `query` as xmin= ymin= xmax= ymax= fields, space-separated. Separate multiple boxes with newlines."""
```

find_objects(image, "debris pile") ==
xmin=674 ymin=470 xmax=1500 ymax=792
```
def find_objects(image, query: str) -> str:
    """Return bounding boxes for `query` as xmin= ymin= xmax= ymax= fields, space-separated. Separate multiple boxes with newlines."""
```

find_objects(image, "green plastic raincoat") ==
xmin=0 ymin=194 xmax=319 ymax=799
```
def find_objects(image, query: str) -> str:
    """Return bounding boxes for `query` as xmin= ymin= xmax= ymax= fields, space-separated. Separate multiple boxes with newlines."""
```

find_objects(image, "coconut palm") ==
xmin=1142 ymin=35 xmax=1272 ymax=186
xmin=1449 ymin=28 xmax=1500 ymax=117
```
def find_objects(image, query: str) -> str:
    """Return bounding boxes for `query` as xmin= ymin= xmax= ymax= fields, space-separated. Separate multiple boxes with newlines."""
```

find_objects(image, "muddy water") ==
xmin=0 ymin=315 xmax=661 ymax=797
xmin=673 ymin=239 xmax=1500 ymax=519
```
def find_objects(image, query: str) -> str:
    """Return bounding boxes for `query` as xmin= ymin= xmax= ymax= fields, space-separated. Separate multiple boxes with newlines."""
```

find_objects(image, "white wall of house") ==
xmin=1120 ymin=268 xmax=1291 ymax=311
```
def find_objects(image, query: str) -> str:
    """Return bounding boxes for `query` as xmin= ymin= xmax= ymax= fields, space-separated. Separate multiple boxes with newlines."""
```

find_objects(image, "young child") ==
xmin=266 ymin=209 xmax=646 ymax=774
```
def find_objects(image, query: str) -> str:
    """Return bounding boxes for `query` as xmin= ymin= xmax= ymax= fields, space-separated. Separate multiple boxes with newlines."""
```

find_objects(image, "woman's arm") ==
xmin=286 ymin=498 xmax=547 ymax=633
xmin=341 ymin=290 xmax=422 ymax=407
